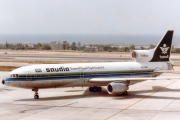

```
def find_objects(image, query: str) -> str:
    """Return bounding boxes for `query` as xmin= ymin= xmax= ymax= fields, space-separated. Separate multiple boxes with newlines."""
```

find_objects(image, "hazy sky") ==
xmin=0 ymin=0 xmax=180 ymax=35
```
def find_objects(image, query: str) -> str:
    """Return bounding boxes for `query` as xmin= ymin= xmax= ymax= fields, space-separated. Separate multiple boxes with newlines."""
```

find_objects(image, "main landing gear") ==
xmin=121 ymin=91 xmax=128 ymax=96
xmin=89 ymin=86 xmax=102 ymax=92
xmin=32 ymin=88 xmax=39 ymax=99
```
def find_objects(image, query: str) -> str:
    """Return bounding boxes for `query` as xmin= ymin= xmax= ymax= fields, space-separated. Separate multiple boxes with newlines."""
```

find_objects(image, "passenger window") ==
xmin=16 ymin=74 xmax=18 ymax=77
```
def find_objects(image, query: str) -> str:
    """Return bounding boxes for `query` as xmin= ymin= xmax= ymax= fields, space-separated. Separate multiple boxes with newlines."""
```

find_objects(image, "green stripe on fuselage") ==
xmin=18 ymin=69 xmax=154 ymax=77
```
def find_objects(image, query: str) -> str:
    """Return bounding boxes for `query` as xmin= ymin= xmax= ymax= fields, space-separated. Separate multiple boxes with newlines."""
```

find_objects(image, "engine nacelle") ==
xmin=107 ymin=82 xmax=128 ymax=95
xmin=131 ymin=49 xmax=154 ymax=62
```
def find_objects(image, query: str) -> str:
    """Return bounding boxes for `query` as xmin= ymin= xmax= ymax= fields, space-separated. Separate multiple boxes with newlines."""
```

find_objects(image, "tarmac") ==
xmin=1 ymin=68 xmax=180 ymax=120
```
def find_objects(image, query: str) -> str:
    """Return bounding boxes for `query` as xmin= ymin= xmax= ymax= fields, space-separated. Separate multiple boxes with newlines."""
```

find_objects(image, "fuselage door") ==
xmin=79 ymin=68 xmax=84 ymax=78
xmin=79 ymin=70 xmax=84 ymax=78
xmin=130 ymin=68 xmax=134 ymax=75
xmin=26 ymin=71 xmax=32 ymax=81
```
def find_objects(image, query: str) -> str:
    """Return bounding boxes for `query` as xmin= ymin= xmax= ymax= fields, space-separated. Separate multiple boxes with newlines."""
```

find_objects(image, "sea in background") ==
xmin=0 ymin=34 xmax=179 ymax=44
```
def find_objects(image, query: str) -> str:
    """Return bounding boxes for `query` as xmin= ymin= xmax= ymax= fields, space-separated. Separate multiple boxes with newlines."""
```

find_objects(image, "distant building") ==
xmin=135 ymin=45 xmax=150 ymax=50
xmin=85 ymin=45 xmax=98 ymax=52
xmin=174 ymin=44 xmax=180 ymax=49
xmin=49 ymin=41 xmax=63 ymax=50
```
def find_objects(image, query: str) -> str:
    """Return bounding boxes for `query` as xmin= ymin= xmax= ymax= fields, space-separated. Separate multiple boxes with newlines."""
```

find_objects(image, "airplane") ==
xmin=2 ymin=30 xmax=175 ymax=99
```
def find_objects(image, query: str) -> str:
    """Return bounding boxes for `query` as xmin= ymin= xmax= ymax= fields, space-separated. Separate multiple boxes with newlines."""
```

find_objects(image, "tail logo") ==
xmin=160 ymin=44 xmax=169 ymax=54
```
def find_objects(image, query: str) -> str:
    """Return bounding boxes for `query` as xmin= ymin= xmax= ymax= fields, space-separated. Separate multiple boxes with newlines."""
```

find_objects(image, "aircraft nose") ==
xmin=2 ymin=79 xmax=5 ymax=84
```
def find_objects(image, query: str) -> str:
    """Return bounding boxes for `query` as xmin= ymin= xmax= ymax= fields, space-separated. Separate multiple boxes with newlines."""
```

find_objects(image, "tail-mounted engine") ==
xmin=131 ymin=50 xmax=154 ymax=62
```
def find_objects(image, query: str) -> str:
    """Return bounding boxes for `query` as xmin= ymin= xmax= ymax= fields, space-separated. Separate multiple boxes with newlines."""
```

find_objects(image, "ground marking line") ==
xmin=105 ymin=80 xmax=176 ymax=120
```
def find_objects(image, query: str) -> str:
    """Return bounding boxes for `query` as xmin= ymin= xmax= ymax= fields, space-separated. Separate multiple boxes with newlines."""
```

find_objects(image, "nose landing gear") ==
xmin=32 ymin=88 xmax=39 ymax=99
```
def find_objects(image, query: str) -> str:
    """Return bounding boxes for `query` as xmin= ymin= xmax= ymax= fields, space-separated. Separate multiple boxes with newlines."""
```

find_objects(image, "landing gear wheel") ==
xmin=89 ymin=87 xmax=93 ymax=92
xmin=34 ymin=94 xmax=39 ymax=99
xmin=122 ymin=91 xmax=128 ymax=96
xmin=32 ymin=88 xmax=39 ymax=99
xmin=98 ymin=87 xmax=102 ymax=92
xmin=93 ymin=86 xmax=98 ymax=92
xmin=89 ymin=86 xmax=102 ymax=92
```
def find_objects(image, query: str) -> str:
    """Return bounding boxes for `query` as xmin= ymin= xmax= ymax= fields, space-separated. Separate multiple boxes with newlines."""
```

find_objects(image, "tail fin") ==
xmin=150 ymin=30 xmax=174 ymax=62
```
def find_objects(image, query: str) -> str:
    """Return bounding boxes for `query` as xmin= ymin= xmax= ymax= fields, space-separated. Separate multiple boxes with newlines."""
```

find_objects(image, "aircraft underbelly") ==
xmin=6 ymin=78 xmax=107 ymax=89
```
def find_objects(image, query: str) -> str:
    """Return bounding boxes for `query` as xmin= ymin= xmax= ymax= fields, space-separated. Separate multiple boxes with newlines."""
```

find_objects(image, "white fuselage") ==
xmin=4 ymin=62 xmax=169 ymax=89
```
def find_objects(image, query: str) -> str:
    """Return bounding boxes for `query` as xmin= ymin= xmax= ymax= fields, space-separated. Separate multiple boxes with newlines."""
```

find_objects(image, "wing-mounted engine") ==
xmin=131 ymin=49 xmax=154 ymax=62
xmin=107 ymin=82 xmax=129 ymax=95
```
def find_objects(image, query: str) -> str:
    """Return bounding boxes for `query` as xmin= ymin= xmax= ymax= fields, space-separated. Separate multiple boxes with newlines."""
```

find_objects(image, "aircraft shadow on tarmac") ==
xmin=16 ymin=86 xmax=180 ymax=101
xmin=16 ymin=87 xmax=110 ymax=101
xmin=114 ymin=86 xmax=180 ymax=100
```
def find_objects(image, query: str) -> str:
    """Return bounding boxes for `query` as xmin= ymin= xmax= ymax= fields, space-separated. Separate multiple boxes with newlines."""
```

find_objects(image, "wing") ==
xmin=88 ymin=76 xmax=180 ymax=85
xmin=154 ymin=70 xmax=180 ymax=74
xmin=89 ymin=69 xmax=180 ymax=85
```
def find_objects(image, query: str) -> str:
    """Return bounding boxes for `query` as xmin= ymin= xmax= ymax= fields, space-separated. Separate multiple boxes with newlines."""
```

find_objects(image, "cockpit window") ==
xmin=10 ymin=74 xmax=19 ymax=78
